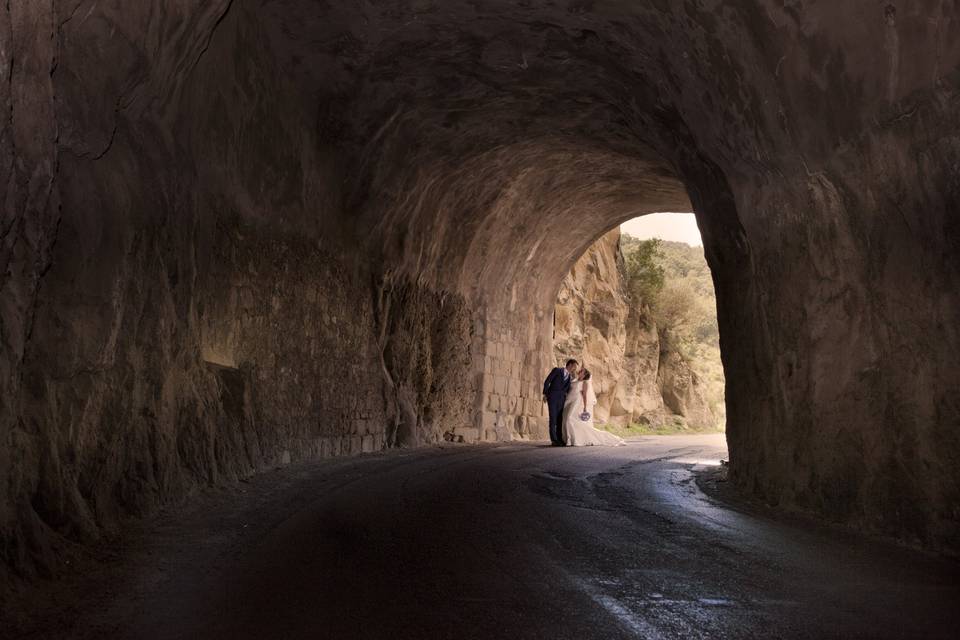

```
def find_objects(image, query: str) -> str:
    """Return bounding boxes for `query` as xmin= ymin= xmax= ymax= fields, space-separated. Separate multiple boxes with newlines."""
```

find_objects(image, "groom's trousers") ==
xmin=547 ymin=396 xmax=565 ymax=444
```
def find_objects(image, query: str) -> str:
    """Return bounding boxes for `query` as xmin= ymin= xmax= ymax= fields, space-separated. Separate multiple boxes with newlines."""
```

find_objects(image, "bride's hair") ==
xmin=581 ymin=368 xmax=591 ymax=381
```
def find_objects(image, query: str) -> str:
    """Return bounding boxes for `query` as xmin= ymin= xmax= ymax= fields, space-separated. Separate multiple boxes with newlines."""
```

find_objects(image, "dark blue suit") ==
xmin=543 ymin=367 xmax=572 ymax=445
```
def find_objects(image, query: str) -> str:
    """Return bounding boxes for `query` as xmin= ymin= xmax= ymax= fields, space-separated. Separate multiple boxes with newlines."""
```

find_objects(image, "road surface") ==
xmin=16 ymin=435 xmax=960 ymax=639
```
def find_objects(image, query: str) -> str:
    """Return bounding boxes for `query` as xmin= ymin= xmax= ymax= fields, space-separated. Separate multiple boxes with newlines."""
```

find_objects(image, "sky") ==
xmin=620 ymin=212 xmax=702 ymax=246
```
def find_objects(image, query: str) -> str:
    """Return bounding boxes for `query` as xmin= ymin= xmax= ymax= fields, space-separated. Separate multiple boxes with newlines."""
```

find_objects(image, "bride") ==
xmin=563 ymin=368 xmax=626 ymax=447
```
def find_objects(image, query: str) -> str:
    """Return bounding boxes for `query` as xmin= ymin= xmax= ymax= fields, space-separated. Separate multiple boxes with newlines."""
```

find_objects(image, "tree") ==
xmin=653 ymin=279 xmax=698 ymax=331
xmin=623 ymin=238 xmax=665 ymax=304
xmin=620 ymin=233 xmax=725 ymax=426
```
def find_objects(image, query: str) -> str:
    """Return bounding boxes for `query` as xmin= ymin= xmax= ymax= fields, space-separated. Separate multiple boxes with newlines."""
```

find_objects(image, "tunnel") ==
xmin=2 ymin=0 xmax=959 ymax=603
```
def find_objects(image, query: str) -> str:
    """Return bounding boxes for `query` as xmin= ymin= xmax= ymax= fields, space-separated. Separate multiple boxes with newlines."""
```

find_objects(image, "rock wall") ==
xmin=553 ymin=229 xmax=715 ymax=429
xmin=656 ymin=332 xmax=716 ymax=430
xmin=0 ymin=0 xmax=475 ymax=580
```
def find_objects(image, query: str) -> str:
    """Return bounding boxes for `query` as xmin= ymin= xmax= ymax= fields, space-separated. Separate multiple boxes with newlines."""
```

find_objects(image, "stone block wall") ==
xmin=472 ymin=319 xmax=549 ymax=443
xmin=198 ymin=218 xmax=391 ymax=469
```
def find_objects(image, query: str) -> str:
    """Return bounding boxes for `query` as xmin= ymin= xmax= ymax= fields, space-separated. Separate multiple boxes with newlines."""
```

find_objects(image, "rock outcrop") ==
xmin=656 ymin=332 xmax=716 ymax=429
xmin=2 ymin=0 xmax=959 ymax=581
xmin=553 ymin=230 xmax=715 ymax=429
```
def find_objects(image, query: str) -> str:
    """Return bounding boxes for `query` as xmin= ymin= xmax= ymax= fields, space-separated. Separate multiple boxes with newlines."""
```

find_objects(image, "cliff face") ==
xmin=553 ymin=230 xmax=716 ymax=429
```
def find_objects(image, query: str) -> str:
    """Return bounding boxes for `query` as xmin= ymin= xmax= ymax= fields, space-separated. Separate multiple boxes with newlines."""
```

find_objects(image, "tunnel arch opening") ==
xmin=448 ymin=181 xmax=722 ymax=447
xmin=357 ymin=125 xmax=722 ymax=446
xmin=550 ymin=213 xmax=726 ymax=441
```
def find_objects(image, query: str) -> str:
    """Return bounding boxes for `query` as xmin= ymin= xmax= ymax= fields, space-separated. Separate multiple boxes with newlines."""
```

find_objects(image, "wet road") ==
xmin=60 ymin=435 xmax=959 ymax=639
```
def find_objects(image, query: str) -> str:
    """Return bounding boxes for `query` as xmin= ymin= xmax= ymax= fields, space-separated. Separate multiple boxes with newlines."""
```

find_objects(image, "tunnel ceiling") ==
xmin=257 ymin=0 xmax=687 ymax=154
xmin=247 ymin=0 xmax=957 ymax=303
xmin=252 ymin=0 xmax=759 ymax=296
xmin=251 ymin=0 xmax=899 ymax=176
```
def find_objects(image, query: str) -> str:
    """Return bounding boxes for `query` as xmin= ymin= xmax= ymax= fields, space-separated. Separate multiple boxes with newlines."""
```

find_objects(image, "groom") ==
xmin=542 ymin=359 xmax=579 ymax=446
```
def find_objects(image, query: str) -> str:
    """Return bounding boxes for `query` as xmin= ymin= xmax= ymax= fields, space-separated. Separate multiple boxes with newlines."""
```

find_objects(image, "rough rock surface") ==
xmin=2 ymin=0 xmax=959 ymax=582
xmin=553 ymin=229 xmax=714 ymax=428
xmin=656 ymin=333 xmax=716 ymax=429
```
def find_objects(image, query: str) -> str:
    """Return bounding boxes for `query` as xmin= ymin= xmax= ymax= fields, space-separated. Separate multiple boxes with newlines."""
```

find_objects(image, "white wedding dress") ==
xmin=563 ymin=380 xmax=626 ymax=447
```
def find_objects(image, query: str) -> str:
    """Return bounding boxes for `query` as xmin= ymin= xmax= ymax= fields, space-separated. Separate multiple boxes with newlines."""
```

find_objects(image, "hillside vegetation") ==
xmin=621 ymin=235 xmax=726 ymax=426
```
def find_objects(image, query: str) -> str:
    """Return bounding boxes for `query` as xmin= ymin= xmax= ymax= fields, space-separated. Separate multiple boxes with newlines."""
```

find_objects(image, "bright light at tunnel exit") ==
xmin=621 ymin=212 xmax=702 ymax=246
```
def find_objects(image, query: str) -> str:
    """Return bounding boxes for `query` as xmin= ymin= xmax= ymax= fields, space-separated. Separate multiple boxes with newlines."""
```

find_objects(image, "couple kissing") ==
xmin=542 ymin=359 xmax=625 ymax=448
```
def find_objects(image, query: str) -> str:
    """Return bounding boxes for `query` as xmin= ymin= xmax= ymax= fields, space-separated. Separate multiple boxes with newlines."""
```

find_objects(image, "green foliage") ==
xmin=622 ymin=238 xmax=665 ymax=304
xmin=621 ymin=232 xmax=726 ymax=425
xmin=623 ymin=236 xmax=719 ymax=342
xmin=653 ymin=280 xmax=698 ymax=331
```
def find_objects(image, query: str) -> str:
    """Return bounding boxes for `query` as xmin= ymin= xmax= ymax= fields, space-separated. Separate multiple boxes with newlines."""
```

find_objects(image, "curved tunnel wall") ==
xmin=2 ymin=0 xmax=959 ymax=576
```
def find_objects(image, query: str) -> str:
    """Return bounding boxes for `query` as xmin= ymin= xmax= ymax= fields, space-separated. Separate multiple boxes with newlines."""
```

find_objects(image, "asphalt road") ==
xmin=26 ymin=435 xmax=960 ymax=639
